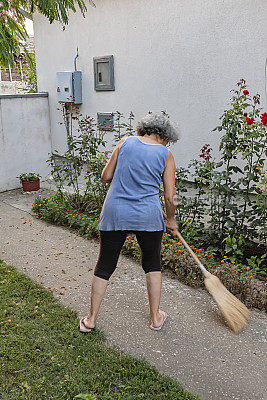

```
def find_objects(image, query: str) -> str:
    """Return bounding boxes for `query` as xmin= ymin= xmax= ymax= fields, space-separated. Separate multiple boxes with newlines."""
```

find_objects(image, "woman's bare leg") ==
xmin=83 ymin=275 xmax=108 ymax=329
xmin=145 ymin=271 xmax=166 ymax=327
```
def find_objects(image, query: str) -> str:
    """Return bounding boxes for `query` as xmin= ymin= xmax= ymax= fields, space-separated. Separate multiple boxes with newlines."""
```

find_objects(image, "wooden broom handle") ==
xmin=172 ymin=229 xmax=208 ymax=274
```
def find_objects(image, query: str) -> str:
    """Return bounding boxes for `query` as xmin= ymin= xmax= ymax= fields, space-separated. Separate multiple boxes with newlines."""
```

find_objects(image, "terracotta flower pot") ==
xmin=21 ymin=178 xmax=40 ymax=192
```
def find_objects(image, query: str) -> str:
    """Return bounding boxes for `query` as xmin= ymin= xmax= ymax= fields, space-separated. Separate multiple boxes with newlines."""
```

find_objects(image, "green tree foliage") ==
xmin=0 ymin=0 xmax=95 ymax=68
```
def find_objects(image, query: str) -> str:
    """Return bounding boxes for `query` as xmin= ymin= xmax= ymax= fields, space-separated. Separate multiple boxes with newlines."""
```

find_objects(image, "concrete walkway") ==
xmin=0 ymin=188 xmax=266 ymax=400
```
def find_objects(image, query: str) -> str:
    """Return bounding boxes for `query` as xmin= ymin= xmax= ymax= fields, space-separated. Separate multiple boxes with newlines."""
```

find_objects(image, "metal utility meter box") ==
xmin=56 ymin=71 xmax=82 ymax=104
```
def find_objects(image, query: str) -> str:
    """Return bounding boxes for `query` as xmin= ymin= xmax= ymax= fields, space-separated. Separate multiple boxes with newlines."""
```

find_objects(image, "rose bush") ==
xmin=172 ymin=79 xmax=266 ymax=271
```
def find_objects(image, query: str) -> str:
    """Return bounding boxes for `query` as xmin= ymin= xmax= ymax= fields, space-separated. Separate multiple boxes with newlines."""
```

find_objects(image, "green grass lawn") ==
xmin=0 ymin=260 xmax=199 ymax=400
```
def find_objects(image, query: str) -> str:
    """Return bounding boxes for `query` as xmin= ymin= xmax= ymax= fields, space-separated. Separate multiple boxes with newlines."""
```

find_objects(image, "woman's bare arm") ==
xmin=162 ymin=151 xmax=178 ymax=234
xmin=101 ymin=137 xmax=126 ymax=183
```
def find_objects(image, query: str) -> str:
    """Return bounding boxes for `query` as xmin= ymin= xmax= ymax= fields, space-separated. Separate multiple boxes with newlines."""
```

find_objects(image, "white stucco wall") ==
xmin=0 ymin=93 xmax=52 ymax=191
xmin=33 ymin=0 xmax=267 ymax=167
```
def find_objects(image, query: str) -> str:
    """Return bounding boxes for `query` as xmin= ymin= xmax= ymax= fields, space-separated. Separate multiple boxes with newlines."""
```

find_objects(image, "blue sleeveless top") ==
xmin=97 ymin=135 xmax=169 ymax=231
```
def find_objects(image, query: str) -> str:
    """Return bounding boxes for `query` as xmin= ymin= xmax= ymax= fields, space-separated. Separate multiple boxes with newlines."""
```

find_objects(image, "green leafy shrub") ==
xmin=170 ymin=79 xmax=266 ymax=265
xmin=22 ymin=53 xmax=37 ymax=93
xmin=47 ymin=107 xmax=136 ymax=214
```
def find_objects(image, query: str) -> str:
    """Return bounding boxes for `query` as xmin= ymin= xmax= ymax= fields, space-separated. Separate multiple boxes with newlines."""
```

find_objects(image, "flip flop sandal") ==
xmin=79 ymin=317 xmax=95 ymax=333
xmin=149 ymin=311 xmax=167 ymax=331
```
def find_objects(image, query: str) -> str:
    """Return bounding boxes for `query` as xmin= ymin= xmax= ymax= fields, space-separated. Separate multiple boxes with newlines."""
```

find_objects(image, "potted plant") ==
xmin=18 ymin=172 xmax=41 ymax=192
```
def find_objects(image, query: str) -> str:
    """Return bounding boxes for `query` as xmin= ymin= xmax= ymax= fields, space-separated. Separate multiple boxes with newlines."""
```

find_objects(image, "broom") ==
xmin=172 ymin=229 xmax=251 ymax=334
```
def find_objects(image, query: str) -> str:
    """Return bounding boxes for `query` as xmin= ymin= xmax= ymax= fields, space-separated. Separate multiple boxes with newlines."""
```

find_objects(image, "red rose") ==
xmin=244 ymin=117 xmax=254 ymax=125
xmin=260 ymin=112 xmax=267 ymax=125
xmin=243 ymin=90 xmax=249 ymax=95
xmin=244 ymin=113 xmax=247 ymax=117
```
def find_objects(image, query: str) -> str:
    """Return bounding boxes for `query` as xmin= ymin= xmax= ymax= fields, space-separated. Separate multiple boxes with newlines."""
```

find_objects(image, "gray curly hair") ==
xmin=136 ymin=111 xmax=180 ymax=143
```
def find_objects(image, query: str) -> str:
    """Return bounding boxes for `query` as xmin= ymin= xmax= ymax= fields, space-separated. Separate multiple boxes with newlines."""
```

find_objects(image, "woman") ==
xmin=79 ymin=112 xmax=180 ymax=333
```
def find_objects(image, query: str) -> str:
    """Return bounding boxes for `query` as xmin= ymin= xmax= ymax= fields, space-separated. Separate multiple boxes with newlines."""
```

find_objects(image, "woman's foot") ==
xmin=150 ymin=310 xmax=167 ymax=330
xmin=82 ymin=316 xmax=95 ymax=330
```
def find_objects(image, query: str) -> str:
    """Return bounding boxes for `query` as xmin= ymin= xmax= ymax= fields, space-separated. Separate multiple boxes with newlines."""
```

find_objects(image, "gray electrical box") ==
xmin=56 ymin=71 xmax=82 ymax=104
xmin=97 ymin=112 xmax=114 ymax=131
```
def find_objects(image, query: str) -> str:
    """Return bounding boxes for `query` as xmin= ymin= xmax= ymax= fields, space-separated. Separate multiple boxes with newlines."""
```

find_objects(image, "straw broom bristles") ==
xmin=173 ymin=230 xmax=251 ymax=334
xmin=203 ymin=271 xmax=251 ymax=334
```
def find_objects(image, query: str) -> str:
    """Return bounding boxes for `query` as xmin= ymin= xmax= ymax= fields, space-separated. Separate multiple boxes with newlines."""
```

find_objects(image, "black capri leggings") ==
xmin=94 ymin=230 xmax=164 ymax=280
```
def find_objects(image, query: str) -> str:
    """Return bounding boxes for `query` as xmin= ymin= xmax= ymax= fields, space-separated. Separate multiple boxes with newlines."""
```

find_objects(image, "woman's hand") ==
xmin=163 ymin=212 xmax=178 ymax=235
